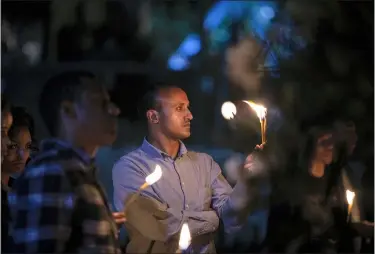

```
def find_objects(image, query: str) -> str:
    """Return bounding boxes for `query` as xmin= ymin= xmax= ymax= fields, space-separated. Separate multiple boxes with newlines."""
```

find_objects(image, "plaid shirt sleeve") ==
xmin=74 ymin=182 xmax=121 ymax=254
xmin=9 ymin=163 xmax=121 ymax=254
xmin=8 ymin=164 xmax=76 ymax=253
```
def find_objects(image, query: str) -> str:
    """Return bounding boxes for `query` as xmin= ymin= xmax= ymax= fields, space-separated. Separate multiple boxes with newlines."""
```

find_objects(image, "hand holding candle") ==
xmin=123 ymin=164 xmax=163 ymax=215
xmin=176 ymin=223 xmax=191 ymax=253
xmin=346 ymin=189 xmax=355 ymax=223
xmin=242 ymin=100 xmax=267 ymax=144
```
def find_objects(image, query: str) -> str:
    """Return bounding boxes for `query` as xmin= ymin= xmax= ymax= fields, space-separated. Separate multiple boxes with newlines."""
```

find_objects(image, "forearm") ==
xmin=125 ymin=195 xmax=184 ymax=241
xmin=219 ymin=180 xmax=268 ymax=233
xmin=149 ymin=209 xmax=219 ymax=239
xmin=184 ymin=210 xmax=220 ymax=236
xmin=218 ymin=181 xmax=248 ymax=233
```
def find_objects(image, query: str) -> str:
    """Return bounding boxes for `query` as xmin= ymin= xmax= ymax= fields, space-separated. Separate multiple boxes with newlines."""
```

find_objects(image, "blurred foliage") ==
xmin=149 ymin=3 xmax=201 ymax=60
xmin=270 ymin=0 xmax=373 ymax=159
xmin=224 ymin=0 xmax=373 ymax=159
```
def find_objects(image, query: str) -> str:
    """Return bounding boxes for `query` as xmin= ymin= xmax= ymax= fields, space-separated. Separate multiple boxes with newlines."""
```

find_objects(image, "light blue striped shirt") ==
xmin=113 ymin=139 xmax=250 ymax=252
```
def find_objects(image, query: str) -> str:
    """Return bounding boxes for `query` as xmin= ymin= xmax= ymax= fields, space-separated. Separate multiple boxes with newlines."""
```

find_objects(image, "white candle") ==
xmin=242 ymin=100 xmax=267 ymax=144
xmin=124 ymin=165 xmax=163 ymax=214
xmin=346 ymin=189 xmax=355 ymax=222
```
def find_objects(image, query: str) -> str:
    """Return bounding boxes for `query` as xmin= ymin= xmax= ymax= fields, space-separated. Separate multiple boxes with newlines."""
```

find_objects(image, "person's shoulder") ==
xmin=23 ymin=159 xmax=66 ymax=180
xmin=9 ymin=162 xmax=75 ymax=209
xmin=185 ymin=150 xmax=215 ymax=162
xmin=14 ymin=150 xmax=80 ymax=194
xmin=184 ymin=151 xmax=223 ymax=172
xmin=113 ymin=147 xmax=146 ymax=171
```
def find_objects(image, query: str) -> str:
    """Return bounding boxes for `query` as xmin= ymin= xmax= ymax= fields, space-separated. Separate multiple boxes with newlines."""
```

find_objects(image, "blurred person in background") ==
xmin=266 ymin=123 xmax=340 ymax=253
xmin=1 ymin=96 xmax=13 ymax=253
xmin=334 ymin=119 xmax=363 ymax=186
xmin=2 ymin=106 xmax=34 ymax=253
xmin=268 ymin=121 xmax=366 ymax=253
xmin=112 ymin=85 xmax=268 ymax=253
xmin=334 ymin=119 xmax=374 ymax=252
xmin=2 ymin=107 xmax=35 ymax=186
xmin=359 ymin=156 xmax=374 ymax=253
xmin=8 ymin=71 xmax=124 ymax=253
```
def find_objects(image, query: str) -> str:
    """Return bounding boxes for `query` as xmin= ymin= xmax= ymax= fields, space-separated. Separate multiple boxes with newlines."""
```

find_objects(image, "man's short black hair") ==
xmin=137 ymin=84 xmax=180 ymax=120
xmin=39 ymin=70 xmax=95 ymax=136
xmin=137 ymin=86 xmax=159 ymax=119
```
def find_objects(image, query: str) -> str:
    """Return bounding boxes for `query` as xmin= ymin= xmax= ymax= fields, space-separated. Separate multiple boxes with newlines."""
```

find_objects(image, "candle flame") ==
xmin=145 ymin=164 xmax=162 ymax=185
xmin=346 ymin=190 xmax=355 ymax=205
xmin=221 ymin=101 xmax=237 ymax=120
xmin=178 ymin=223 xmax=191 ymax=250
xmin=242 ymin=100 xmax=267 ymax=120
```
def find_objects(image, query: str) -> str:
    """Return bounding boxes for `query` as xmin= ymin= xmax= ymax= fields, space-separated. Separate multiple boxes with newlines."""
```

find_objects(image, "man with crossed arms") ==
xmin=113 ymin=85 xmax=260 ymax=253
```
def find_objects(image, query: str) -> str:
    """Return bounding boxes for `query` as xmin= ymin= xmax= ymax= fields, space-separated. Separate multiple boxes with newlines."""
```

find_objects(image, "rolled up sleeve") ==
xmin=209 ymin=157 xmax=251 ymax=233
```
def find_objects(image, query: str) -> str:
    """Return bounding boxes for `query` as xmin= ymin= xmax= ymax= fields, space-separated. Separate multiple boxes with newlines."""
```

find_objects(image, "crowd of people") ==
xmin=1 ymin=70 xmax=373 ymax=253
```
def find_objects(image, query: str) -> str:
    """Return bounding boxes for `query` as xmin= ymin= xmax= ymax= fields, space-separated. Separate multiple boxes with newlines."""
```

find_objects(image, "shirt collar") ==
xmin=141 ymin=137 xmax=187 ymax=160
xmin=40 ymin=138 xmax=93 ymax=165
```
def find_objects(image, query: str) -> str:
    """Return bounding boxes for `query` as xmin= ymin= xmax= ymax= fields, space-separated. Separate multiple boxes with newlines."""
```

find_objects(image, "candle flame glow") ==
xmin=346 ymin=190 xmax=355 ymax=205
xmin=221 ymin=101 xmax=237 ymax=120
xmin=242 ymin=100 xmax=267 ymax=120
xmin=145 ymin=164 xmax=162 ymax=185
xmin=178 ymin=223 xmax=191 ymax=250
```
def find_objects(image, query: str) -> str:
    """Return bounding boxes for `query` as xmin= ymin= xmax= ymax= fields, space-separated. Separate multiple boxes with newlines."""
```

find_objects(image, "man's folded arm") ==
xmin=113 ymin=159 xmax=220 ymax=239
xmin=183 ymin=210 xmax=220 ymax=235
xmin=113 ymin=159 xmax=184 ymax=239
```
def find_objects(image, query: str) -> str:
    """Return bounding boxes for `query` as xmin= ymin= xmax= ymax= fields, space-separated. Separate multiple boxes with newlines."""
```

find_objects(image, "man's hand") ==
xmin=112 ymin=212 xmax=126 ymax=239
xmin=362 ymin=220 xmax=374 ymax=227
xmin=112 ymin=212 xmax=126 ymax=225
xmin=243 ymin=144 xmax=265 ymax=172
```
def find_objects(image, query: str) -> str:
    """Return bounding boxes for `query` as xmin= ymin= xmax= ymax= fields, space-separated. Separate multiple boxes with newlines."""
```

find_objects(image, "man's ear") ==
xmin=146 ymin=110 xmax=159 ymax=124
xmin=60 ymin=101 xmax=77 ymax=119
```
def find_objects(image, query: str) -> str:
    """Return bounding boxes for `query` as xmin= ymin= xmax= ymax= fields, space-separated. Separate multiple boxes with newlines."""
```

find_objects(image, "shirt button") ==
xmin=182 ymin=182 xmax=185 ymax=185
xmin=185 ymin=204 xmax=189 ymax=209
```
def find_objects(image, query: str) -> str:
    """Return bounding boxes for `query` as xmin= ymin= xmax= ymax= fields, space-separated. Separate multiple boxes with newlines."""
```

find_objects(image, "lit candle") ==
xmin=124 ymin=164 xmax=163 ymax=215
xmin=346 ymin=189 xmax=355 ymax=223
xmin=176 ymin=223 xmax=191 ymax=253
xmin=242 ymin=100 xmax=267 ymax=144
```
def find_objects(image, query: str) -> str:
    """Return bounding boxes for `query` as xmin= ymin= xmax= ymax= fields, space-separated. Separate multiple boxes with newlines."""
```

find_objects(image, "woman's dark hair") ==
xmin=298 ymin=125 xmax=333 ymax=173
xmin=8 ymin=106 xmax=35 ymax=139
xmin=7 ymin=107 xmax=39 ymax=164
xmin=298 ymin=120 xmax=345 ymax=203
xmin=1 ymin=96 xmax=11 ymax=113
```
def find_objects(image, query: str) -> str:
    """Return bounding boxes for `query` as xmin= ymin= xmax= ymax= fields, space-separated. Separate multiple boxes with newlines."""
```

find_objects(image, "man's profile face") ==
xmin=75 ymin=78 xmax=120 ymax=146
xmin=156 ymin=88 xmax=193 ymax=140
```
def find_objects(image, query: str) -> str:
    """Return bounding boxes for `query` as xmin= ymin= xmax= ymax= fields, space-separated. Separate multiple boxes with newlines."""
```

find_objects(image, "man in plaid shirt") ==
xmin=8 ymin=71 xmax=124 ymax=253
